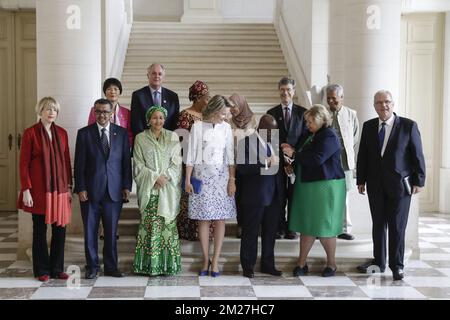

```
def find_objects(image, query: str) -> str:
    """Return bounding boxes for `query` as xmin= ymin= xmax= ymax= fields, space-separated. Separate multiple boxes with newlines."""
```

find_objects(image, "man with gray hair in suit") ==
xmin=326 ymin=84 xmax=360 ymax=240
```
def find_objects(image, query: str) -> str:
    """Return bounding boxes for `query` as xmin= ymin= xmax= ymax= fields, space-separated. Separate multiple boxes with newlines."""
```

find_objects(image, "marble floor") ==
xmin=1 ymin=211 xmax=450 ymax=300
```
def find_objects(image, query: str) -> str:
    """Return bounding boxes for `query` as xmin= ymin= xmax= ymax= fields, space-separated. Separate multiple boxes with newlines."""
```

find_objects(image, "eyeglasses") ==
xmin=375 ymin=100 xmax=392 ymax=105
xmin=95 ymin=110 xmax=111 ymax=115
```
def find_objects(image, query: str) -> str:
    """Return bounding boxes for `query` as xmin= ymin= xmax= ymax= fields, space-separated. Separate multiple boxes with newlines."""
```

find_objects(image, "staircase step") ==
xmin=62 ymin=235 xmax=380 ymax=273
xmin=123 ymin=56 xmax=285 ymax=64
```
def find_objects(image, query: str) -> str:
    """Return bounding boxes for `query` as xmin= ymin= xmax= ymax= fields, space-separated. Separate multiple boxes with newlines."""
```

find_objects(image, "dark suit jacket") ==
xmin=296 ymin=127 xmax=345 ymax=182
xmin=267 ymin=103 xmax=308 ymax=178
xmin=130 ymin=85 xmax=180 ymax=139
xmin=356 ymin=114 xmax=426 ymax=198
xmin=236 ymin=133 xmax=285 ymax=206
xmin=74 ymin=123 xmax=132 ymax=202
xmin=267 ymin=103 xmax=308 ymax=147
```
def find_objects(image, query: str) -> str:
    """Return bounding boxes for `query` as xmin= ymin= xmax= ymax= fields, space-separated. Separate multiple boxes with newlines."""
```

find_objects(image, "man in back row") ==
xmin=326 ymin=84 xmax=360 ymax=241
xmin=267 ymin=77 xmax=307 ymax=240
xmin=130 ymin=63 xmax=180 ymax=141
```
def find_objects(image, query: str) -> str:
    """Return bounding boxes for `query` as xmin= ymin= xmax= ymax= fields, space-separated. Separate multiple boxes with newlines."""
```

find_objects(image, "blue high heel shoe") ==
xmin=211 ymin=263 xmax=220 ymax=277
xmin=211 ymin=270 xmax=220 ymax=277
xmin=199 ymin=260 xmax=211 ymax=276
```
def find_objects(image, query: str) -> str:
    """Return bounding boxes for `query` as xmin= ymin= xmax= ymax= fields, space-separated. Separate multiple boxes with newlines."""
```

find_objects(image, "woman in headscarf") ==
xmin=176 ymin=80 xmax=215 ymax=241
xmin=228 ymin=93 xmax=258 ymax=238
xmin=18 ymin=97 xmax=72 ymax=282
xmin=132 ymin=106 xmax=182 ymax=276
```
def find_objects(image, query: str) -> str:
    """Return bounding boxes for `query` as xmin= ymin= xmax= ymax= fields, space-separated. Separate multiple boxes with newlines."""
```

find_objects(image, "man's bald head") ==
xmin=258 ymin=114 xmax=278 ymax=130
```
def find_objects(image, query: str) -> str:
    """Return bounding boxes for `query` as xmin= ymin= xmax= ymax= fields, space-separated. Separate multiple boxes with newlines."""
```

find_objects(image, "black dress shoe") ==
xmin=393 ymin=268 xmax=405 ymax=281
xmin=85 ymin=269 xmax=98 ymax=279
xmin=284 ymin=231 xmax=298 ymax=240
xmin=321 ymin=266 xmax=337 ymax=277
xmin=243 ymin=270 xmax=254 ymax=278
xmin=104 ymin=269 xmax=125 ymax=277
xmin=261 ymin=268 xmax=282 ymax=276
xmin=293 ymin=265 xmax=309 ymax=276
xmin=337 ymin=233 xmax=355 ymax=240
xmin=275 ymin=231 xmax=284 ymax=240
xmin=356 ymin=260 xmax=385 ymax=273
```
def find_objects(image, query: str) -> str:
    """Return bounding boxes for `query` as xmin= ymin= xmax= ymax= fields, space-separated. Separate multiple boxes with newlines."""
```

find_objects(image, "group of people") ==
xmin=18 ymin=62 xmax=426 ymax=282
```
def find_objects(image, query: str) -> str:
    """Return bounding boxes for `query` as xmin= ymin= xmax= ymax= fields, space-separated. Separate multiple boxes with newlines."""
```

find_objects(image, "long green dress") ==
xmin=132 ymin=129 xmax=182 ymax=276
xmin=289 ymin=135 xmax=346 ymax=237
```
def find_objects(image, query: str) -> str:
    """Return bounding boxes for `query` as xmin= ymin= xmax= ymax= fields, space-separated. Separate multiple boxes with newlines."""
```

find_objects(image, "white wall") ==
xmin=280 ymin=0 xmax=312 ymax=87
xmin=104 ymin=0 xmax=132 ymax=78
xmin=133 ymin=0 xmax=183 ymax=21
xmin=133 ymin=0 xmax=274 ymax=22
xmin=222 ymin=0 xmax=274 ymax=22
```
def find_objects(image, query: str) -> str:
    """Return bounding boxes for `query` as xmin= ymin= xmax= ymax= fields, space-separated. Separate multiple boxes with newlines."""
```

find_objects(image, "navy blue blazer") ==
xmin=74 ymin=123 xmax=132 ymax=202
xmin=295 ymin=127 xmax=344 ymax=182
xmin=236 ymin=133 xmax=286 ymax=206
xmin=267 ymin=103 xmax=308 ymax=147
xmin=130 ymin=85 xmax=180 ymax=140
xmin=356 ymin=114 xmax=426 ymax=198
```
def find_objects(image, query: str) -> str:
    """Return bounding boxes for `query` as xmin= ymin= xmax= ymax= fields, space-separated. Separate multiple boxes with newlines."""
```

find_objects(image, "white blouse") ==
xmin=186 ymin=121 xmax=234 ymax=167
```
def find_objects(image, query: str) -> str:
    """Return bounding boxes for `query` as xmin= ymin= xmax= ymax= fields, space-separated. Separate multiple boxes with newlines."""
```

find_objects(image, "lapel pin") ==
xmin=163 ymin=100 xmax=167 ymax=104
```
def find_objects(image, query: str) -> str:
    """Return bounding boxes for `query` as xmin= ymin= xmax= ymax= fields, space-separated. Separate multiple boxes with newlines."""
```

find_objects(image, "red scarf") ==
xmin=37 ymin=122 xmax=72 ymax=226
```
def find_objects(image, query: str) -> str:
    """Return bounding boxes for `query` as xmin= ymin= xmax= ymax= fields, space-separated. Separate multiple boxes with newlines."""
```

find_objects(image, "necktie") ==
xmin=266 ymin=143 xmax=272 ymax=157
xmin=378 ymin=122 xmax=386 ymax=151
xmin=284 ymin=107 xmax=291 ymax=129
xmin=153 ymin=90 xmax=161 ymax=106
xmin=101 ymin=128 xmax=110 ymax=158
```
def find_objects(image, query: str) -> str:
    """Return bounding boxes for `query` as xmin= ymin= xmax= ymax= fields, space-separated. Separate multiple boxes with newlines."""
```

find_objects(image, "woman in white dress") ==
xmin=185 ymin=95 xmax=237 ymax=277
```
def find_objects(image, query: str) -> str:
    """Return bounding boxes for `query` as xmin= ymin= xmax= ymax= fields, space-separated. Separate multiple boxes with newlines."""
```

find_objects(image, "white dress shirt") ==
xmin=150 ymin=86 xmax=162 ymax=105
xmin=97 ymin=122 xmax=111 ymax=145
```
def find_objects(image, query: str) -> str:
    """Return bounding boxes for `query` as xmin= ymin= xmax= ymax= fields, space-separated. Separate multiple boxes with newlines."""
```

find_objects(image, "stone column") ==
xmin=440 ymin=12 xmax=450 ymax=213
xmin=343 ymin=0 xmax=402 ymax=122
xmin=17 ymin=0 xmax=102 ymax=259
xmin=181 ymin=0 xmax=223 ymax=23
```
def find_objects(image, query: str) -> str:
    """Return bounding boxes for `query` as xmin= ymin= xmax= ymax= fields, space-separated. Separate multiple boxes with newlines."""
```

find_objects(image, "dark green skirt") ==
xmin=133 ymin=194 xmax=181 ymax=276
xmin=289 ymin=167 xmax=346 ymax=237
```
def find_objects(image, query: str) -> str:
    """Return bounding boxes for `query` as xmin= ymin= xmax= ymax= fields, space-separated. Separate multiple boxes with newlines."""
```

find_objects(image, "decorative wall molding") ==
xmin=0 ymin=0 xmax=35 ymax=9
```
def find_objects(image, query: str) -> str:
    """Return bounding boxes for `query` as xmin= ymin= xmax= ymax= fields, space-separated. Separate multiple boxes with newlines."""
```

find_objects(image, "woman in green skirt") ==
xmin=133 ymin=106 xmax=182 ymax=276
xmin=282 ymin=104 xmax=346 ymax=277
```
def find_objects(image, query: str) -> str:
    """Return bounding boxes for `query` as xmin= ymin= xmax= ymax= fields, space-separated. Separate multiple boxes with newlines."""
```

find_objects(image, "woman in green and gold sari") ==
xmin=132 ymin=106 xmax=182 ymax=276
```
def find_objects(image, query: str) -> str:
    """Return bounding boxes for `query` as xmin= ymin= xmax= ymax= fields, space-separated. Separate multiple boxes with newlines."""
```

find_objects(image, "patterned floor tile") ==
xmin=147 ymin=276 xmax=199 ymax=286
xmin=198 ymin=275 xmax=251 ymax=286
xmin=200 ymin=286 xmax=255 ymax=298
xmin=31 ymin=286 xmax=92 ymax=299
xmin=299 ymin=276 xmax=356 ymax=287
xmin=87 ymin=286 xmax=146 ymax=299
xmin=249 ymin=276 xmax=303 ymax=286
xmin=0 ymin=278 xmax=42 ymax=288
xmin=307 ymin=286 xmax=368 ymax=298
xmin=0 ymin=288 xmax=37 ymax=299
xmin=403 ymin=276 xmax=450 ymax=287
xmin=93 ymin=276 xmax=149 ymax=287
xmin=415 ymin=287 xmax=450 ymax=299
xmin=253 ymin=285 xmax=312 ymax=298
xmin=359 ymin=286 xmax=426 ymax=299
xmin=144 ymin=286 xmax=200 ymax=298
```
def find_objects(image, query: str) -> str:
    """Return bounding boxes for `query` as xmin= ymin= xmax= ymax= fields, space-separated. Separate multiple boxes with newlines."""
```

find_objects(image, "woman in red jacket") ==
xmin=17 ymin=97 xmax=72 ymax=282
